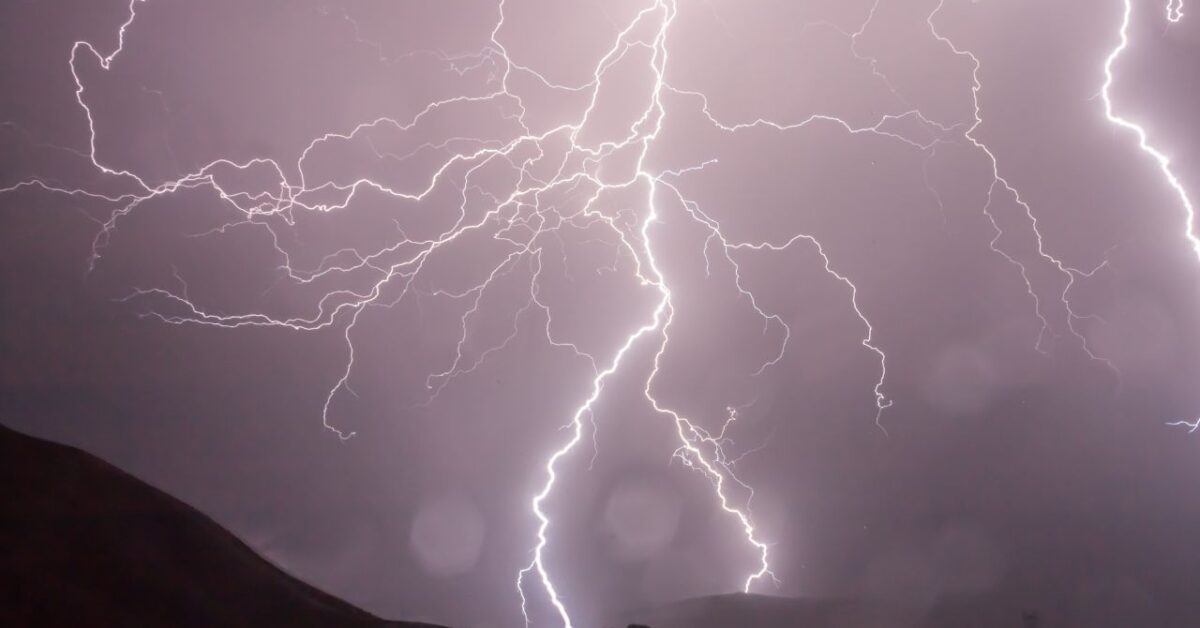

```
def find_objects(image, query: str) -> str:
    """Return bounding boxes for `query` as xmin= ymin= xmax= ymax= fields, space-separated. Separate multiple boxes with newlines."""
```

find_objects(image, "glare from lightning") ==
xmin=3 ymin=0 xmax=1195 ymax=626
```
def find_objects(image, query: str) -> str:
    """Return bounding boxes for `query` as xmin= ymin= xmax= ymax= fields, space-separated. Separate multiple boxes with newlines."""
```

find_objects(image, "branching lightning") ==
xmin=4 ymin=0 xmax=1197 ymax=625
xmin=928 ymin=1 xmax=1116 ymax=369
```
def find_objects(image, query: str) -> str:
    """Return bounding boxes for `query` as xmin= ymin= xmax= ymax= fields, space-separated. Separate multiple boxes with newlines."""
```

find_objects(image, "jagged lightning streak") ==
xmin=517 ymin=2 xmax=780 ymax=622
xmin=927 ymin=1 xmax=1114 ymax=368
xmin=1097 ymin=1 xmax=1199 ymax=431
xmin=729 ymin=234 xmax=892 ymax=433
xmin=1168 ymin=0 xmax=1186 ymax=23
xmin=7 ymin=0 xmax=778 ymax=623
xmin=0 ymin=1 xmax=911 ymax=623
xmin=7 ymin=0 xmax=1139 ymax=625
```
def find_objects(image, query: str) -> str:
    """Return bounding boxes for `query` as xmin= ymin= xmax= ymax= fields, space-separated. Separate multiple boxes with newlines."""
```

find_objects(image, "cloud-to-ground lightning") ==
xmin=3 ymin=1 xmax=797 ymax=623
xmin=7 ymin=0 xmax=1199 ymax=625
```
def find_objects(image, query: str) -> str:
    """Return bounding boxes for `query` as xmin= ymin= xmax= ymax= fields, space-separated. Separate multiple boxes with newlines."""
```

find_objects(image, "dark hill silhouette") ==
xmin=0 ymin=424 xmax=442 ymax=627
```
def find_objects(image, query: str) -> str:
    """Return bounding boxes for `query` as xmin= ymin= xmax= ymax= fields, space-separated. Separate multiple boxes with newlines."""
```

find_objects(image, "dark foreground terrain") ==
xmin=0 ymin=425 xmax=441 ymax=627
xmin=5 ymin=421 xmax=1196 ymax=628
xmin=621 ymin=593 xmax=1032 ymax=628
xmin=619 ymin=587 xmax=1200 ymax=628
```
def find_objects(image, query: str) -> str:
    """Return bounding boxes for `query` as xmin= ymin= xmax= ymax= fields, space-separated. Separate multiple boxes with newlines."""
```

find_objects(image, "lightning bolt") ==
xmin=5 ymin=1 xmax=789 ymax=624
xmin=1169 ymin=0 xmax=1186 ymax=23
xmin=1103 ymin=0 xmax=1194 ymax=223
xmin=515 ymin=3 xmax=783 ymax=623
xmin=1096 ymin=1 xmax=1199 ymax=432
xmin=926 ymin=1 xmax=1116 ymax=369
xmin=7 ymin=0 xmax=1192 ymax=626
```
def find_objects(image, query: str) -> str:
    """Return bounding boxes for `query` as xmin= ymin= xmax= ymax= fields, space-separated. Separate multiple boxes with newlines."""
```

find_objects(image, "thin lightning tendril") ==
xmin=928 ymin=1 xmax=1115 ymax=370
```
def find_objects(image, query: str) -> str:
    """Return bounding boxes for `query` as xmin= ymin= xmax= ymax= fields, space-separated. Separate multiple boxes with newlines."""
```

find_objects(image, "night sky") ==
xmin=3 ymin=1 xmax=1200 ymax=627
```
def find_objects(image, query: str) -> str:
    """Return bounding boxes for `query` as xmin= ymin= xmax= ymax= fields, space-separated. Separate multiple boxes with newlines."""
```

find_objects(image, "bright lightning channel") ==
xmin=1097 ymin=1 xmax=1199 ymax=431
xmin=9 ymin=0 xmax=1181 ymax=626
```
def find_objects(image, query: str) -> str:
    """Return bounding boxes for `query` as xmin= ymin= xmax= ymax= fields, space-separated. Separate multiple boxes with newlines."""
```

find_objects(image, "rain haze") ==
xmin=3 ymin=1 xmax=1200 ymax=626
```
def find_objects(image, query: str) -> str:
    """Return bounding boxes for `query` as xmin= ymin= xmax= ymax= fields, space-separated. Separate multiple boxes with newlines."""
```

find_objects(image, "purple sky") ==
xmin=3 ymin=1 xmax=1200 ymax=626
